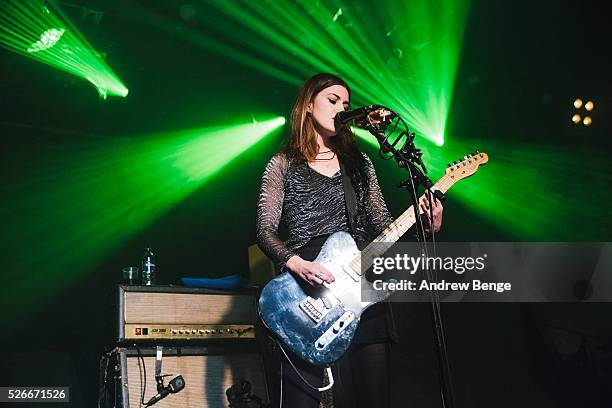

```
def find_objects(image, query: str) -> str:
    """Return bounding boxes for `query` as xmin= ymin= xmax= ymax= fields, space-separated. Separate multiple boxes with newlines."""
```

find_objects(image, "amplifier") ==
xmin=115 ymin=285 xmax=259 ymax=344
xmin=101 ymin=345 xmax=269 ymax=408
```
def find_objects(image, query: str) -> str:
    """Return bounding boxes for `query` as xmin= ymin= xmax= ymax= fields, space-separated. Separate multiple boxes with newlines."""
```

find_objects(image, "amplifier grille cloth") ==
xmin=125 ymin=353 xmax=267 ymax=408
xmin=124 ymin=292 xmax=256 ymax=324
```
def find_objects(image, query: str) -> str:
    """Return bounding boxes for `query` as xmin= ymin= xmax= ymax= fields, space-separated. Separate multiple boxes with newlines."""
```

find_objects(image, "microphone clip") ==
xmin=146 ymin=374 xmax=186 ymax=407
xmin=354 ymin=105 xmax=397 ymax=131
xmin=155 ymin=373 xmax=170 ymax=393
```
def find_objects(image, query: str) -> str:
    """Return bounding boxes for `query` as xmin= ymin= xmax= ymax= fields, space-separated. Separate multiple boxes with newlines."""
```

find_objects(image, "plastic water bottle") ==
xmin=141 ymin=247 xmax=156 ymax=285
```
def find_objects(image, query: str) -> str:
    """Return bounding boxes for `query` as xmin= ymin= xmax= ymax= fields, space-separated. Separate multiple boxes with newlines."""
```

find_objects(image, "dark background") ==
xmin=1 ymin=0 xmax=611 ymax=407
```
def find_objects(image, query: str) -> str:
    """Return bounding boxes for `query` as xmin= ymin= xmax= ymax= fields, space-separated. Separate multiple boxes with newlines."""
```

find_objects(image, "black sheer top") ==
xmin=256 ymin=152 xmax=394 ymax=267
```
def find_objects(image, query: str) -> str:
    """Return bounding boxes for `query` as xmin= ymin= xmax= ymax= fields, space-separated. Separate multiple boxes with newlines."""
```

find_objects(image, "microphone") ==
xmin=335 ymin=105 xmax=396 ymax=129
xmin=146 ymin=375 xmax=185 ymax=406
xmin=335 ymin=104 xmax=380 ymax=126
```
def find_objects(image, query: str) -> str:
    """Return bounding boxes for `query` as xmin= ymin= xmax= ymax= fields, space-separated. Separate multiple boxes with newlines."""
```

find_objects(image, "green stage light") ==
xmin=0 ymin=116 xmax=285 ymax=323
xmin=0 ymin=0 xmax=128 ymax=98
xmin=27 ymin=27 xmax=64 ymax=52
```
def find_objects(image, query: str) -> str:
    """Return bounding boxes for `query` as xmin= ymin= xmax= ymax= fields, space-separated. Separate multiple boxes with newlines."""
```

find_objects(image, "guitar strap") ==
xmin=339 ymin=161 xmax=359 ymax=235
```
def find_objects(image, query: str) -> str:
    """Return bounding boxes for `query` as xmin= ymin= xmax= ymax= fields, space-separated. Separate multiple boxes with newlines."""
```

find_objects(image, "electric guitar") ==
xmin=258 ymin=152 xmax=489 ymax=365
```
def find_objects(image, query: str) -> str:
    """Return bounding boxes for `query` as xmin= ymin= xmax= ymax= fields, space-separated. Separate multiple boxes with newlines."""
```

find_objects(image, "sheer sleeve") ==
xmin=363 ymin=154 xmax=394 ymax=236
xmin=256 ymin=153 xmax=295 ymax=266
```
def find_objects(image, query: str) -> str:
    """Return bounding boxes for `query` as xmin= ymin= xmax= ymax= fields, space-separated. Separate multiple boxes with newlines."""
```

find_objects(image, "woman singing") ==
xmin=256 ymin=73 xmax=443 ymax=408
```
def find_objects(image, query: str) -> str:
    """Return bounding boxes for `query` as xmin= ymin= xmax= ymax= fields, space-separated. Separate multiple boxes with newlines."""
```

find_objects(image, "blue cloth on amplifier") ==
xmin=180 ymin=274 xmax=248 ymax=289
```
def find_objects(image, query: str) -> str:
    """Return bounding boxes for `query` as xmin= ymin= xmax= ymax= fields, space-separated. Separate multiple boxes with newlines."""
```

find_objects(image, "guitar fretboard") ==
xmin=348 ymin=174 xmax=456 ymax=275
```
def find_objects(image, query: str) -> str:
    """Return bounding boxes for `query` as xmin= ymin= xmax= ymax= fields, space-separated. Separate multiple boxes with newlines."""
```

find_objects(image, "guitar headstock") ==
xmin=445 ymin=151 xmax=489 ymax=181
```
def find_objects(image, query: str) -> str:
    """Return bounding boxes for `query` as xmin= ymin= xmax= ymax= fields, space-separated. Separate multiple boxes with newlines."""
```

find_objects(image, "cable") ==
xmin=135 ymin=345 xmax=147 ymax=407
xmin=97 ymin=353 xmax=110 ymax=408
xmin=275 ymin=339 xmax=333 ymax=392
xmin=278 ymin=352 xmax=282 ymax=408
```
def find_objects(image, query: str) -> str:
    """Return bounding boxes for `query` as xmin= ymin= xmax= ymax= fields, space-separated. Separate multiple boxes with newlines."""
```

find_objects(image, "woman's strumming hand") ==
xmin=286 ymin=256 xmax=335 ymax=286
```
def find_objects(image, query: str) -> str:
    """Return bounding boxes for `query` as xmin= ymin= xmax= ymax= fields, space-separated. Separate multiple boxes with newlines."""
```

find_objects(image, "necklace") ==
xmin=314 ymin=151 xmax=336 ymax=161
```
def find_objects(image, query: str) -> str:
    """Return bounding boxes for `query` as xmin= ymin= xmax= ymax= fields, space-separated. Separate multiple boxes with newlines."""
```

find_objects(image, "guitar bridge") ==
xmin=299 ymin=296 xmax=334 ymax=323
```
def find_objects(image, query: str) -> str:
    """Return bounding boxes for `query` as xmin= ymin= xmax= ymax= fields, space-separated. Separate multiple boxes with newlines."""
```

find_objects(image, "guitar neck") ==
xmin=352 ymin=174 xmax=456 ymax=272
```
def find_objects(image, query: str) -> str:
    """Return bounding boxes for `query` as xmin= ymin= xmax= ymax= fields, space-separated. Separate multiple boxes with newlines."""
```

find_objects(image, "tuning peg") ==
xmin=447 ymin=163 xmax=451 ymax=168
xmin=476 ymin=150 xmax=480 ymax=154
xmin=453 ymin=161 xmax=457 ymax=165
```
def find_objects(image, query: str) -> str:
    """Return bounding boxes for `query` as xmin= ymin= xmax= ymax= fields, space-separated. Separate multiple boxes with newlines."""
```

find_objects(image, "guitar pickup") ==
xmin=342 ymin=264 xmax=360 ymax=282
xmin=299 ymin=296 xmax=335 ymax=323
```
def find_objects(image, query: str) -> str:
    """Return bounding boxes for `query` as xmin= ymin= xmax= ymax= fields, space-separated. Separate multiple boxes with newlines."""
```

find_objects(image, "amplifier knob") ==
xmin=191 ymin=329 xmax=197 ymax=334
xmin=198 ymin=330 xmax=204 ymax=335
xmin=179 ymin=330 xmax=184 ymax=334
xmin=226 ymin=329 xmax=233 ymax=334
xmin=204 ymin=330 xmax=210 ymax=335
xmin=171 ymin=330 xmax=178 ymax=335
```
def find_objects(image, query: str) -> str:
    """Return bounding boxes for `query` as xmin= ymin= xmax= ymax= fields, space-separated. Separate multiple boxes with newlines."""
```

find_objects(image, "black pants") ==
xmin=279 ymin=342 xmax=390 ymax=408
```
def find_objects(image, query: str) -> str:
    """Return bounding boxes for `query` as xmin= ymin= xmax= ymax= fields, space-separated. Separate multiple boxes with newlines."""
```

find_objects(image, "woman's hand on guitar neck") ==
xmin=420 ymin=190 xmax=444 ymax=233
xmin=286 ymin=256 xmax=335 ymax=286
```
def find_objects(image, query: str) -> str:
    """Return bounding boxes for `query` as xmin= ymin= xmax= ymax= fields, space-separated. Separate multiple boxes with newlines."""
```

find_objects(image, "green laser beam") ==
xmin=204 ymin=0 xmax=469 ymax=144
xmin=355 ymin=128 xmax=612 ymax=240
xmin=0 ymin=116 xmax=285 ymax=321
xmin=126 ymin=0 xmax=468 ymax=143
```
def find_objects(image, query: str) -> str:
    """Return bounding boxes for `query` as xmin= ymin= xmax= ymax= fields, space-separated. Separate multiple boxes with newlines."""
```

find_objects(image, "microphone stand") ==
xmin=359 ymin=112 xmax=455 ymax=408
